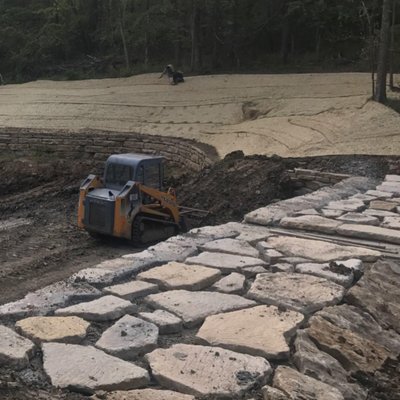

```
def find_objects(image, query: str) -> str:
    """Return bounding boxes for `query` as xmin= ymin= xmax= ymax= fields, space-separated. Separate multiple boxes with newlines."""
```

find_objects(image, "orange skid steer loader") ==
xmin=77 ymin=154 xmax=206 ymax=245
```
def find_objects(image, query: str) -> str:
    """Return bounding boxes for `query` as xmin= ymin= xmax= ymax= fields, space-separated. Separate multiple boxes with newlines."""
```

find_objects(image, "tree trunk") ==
xmin=375 ymin=0 xmax=393 ymax=103
xmin=190 ymin=0 xmax=198 ymax=71
xmin=389 ymin=0 xmax=396 ymax=89
xmin=144 ymin=0 xmax=150 ymax=69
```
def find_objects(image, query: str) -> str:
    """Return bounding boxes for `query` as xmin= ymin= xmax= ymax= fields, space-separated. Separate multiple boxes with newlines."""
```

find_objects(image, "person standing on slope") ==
xmin=159 ymin=64 xmax=184 ymax=85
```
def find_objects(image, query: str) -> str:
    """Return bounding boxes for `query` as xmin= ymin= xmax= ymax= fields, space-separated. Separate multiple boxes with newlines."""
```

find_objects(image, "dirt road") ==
xmin=0 ymin=73 xmax=399 ymax=158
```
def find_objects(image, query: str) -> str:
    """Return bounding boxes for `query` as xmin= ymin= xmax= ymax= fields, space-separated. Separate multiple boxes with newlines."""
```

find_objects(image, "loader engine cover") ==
xmin=83 ymin=188 xmax=118 ymax=235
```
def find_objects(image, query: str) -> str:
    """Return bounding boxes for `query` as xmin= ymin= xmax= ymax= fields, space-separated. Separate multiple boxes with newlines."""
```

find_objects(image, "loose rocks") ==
xmin=247 ymin=273 xmax=345 ymax=314
xmin=0 ymin=325 xmax=35 ymax=369
xmin=137 ymin=262 xmax=220 ymax=291
xmin=15 ymin=316 xmax=90 ymax=344
xmin=145 ymin=290 xmax=256 ymax=327
xmin=96 ymin=315 xmax=158 ymax=360
xmin=55 ymin=295 xmax=136 ymax=322
xmin=42 ymin=343 xmax=149 ymax=392
xmin=145 ymin=343 xmax=271 ymax=397
xmin=196 ymin=305 xmax=304 ymax=359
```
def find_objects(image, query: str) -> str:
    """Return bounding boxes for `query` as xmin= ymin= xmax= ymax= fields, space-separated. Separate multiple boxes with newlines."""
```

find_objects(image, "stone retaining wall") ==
xmin=0 ymin=128 xmax=218 ymax=172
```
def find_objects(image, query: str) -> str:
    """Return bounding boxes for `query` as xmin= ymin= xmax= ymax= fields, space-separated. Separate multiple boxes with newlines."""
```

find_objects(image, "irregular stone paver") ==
xmin=15 ymin=316 xmax=90 ymax=344
xmin=333 ymin=258 xmax=363 ymax=272
xmin=247 ymin=273 xmax=345 ymax=314
xmin=270 ymin=366 xmax=344 ymax=400
xmin=382 ymin=216 xmax=400 ymax=229
xmin=270 ymin=263 xmax=295 ymax=273
xmin=196 ymin=305 xmax=304 ymax=359
xmin=147 ymin=241 xmax=197 ymax=263
xmin=266 ymin=236 xmax=381 ymax=262
xmin=295 ymin=263 xmax=354 ymax=287
xmin=293 ymin=208 xmax=320 ymax=216
xmin=350 ymin=193 xmax=376 ymax=203
xmin=185 ymin=252 xmax=266 ymax=274
xmin=363 ymin=208 xmax=399 ymax=219
xmin=366 ymin=189 xmax=394 ymax=198
xmin=262 ymin=386 xmax=288 ymax=399
xmin=232 ymin=223 xmax=274 ymax=243
xmin=369 ymin=200 xmax=397 ymax=211
xmin=42 ymin=343 xmax=149 ymax=392
xmin=145 ymin=290 xmax=256 ymax=327
xmin=385 ymin=175 xmax=400 ymax=182
xmin=0 ymin=325 xmax=35 ymax=369
xmin=189 ymin=224 xmax=239 ymax=239
xmin=137 ymin=262 xmax=220 ymax=291
xmin=104 ymin=281 xmax=158 ymax=300
xmin=199 ymin=238 xmax=259 ymax=258
xmin=259 ymin=248 xmax=284 ymax=264
xmin=294 ymin=330 xmax=367 ymax=400
xmin=376 ymin=182 xmax=400 ymax=195
xmin=138 ymin=310 xmax=182 ymax=334
xmin=321 ymin=208 xmax=344 ymax=218
xmin=71 ymin=268 xmax=116 ymax=285
xmin=104 ymin=389 xmax=195 ymax=400
xmin=55 ymin=295 xmax=136 ymax=322
xmin=241 ymin=266 xmax=268 ymax=278
xmin=145 ymin=343 xmax=271 ymax=398
xmin=337 ymin=224 xmax=400 ymax=244
xmin=306 ymin=315 xmax=390 ymax=373
xmin=96 ymin=315 xmax=158 ymax=360
xmin=337 ymin=212 xmax=379 ymax=225
xmin=281 ymin=257 xmax=311 ymax=265
xmin=280 ymin=215 xmax=341 ymax=234
xmin=0 ymin=281 xmax=101 ymax=318
xmin=325 ymin=199 xmax=365 ymax=212
xmin=346 ymin=261 xmax=400 ymax=333
xmin=211 ymin=273 xmax=246 ymax=294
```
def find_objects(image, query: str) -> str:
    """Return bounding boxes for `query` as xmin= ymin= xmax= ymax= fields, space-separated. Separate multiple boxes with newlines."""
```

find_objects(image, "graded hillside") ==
xmin=0 ymin=73 xmax=399 ymax=157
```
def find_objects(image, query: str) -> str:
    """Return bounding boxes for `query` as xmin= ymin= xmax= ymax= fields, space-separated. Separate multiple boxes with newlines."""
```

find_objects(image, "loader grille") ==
xmin=84 ymin=197 xmax=115 ymax=235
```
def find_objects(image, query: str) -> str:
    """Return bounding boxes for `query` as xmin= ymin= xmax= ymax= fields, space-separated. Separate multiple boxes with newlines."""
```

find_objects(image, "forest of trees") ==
xmin=0 ymin=0 xmax=398 ymax=86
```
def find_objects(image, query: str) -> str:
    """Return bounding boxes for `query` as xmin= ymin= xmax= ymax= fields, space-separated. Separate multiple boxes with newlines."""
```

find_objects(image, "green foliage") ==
xmin=0 ymin=0 xmax=396 ymax=82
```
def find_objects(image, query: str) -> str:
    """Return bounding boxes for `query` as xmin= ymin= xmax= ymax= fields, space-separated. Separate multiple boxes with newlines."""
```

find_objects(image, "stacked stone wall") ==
xmin=0 ymin=128 xmax=217 ymax=172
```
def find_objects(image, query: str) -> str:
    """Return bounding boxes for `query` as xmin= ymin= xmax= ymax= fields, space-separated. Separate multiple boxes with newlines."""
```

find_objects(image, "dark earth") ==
xmin=1 ymin=152 xmax=400 ymax=400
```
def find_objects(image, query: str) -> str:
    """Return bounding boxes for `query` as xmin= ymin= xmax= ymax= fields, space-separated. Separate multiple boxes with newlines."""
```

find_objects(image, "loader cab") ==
xmin=104 ymin=153 xmax=164 ymax=190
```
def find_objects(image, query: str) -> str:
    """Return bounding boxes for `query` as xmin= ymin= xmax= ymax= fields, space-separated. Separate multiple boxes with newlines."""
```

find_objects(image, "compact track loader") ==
xmin=78 ymin=153 xmax=205 ymax=244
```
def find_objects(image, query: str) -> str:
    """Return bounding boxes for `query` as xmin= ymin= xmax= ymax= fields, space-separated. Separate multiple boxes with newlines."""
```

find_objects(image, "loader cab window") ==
xmin=145 ymin=163 xmax=161 ymax=189
xmin=105 ymin=163 xmax=133 ymax=188
xmin=137 ymin=166 xmax=145 ymax=184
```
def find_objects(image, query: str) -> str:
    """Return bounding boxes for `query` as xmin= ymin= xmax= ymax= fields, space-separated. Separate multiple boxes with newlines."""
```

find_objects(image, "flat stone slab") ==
xmin=145 ymin=343 xmax=271 ymax=398
xmin=385 ymin=175 xmax=400 ymax=182
xmin=55 ymin=295 xmax=136 ymax=322
xmin=280 ymin=216 xmax=341 ymax=234
xmin=0 ymin=281 xmax=101 ymax=318
xmin=145 ymin=290 xmax=256 ymax=327
xmin=376 ymin=182 xmax=400 ymax=195
xmin=366 ymin=189 xmax=394 ymax=198
xmin=270 ymin=263 xmax=295 ymax=273
xmin=96 ymin=315 xmax=158 ymax=360
xmin=369 ymin=200 xmax=397 ymax=212
xmin=137 ymin=262 xmax=220 ymax=291
xmin=259 ymin=248 xmax=284 ymax=264
xmin=307 ymin=315 xmax=390 ymax=373
xmin=147 ymin=241 xmax=197 ymax=263
xmin=196 ymin=305 xmax=304 ymax=359
xmin=266 ymin=236 xmax=381 ymax=262
xmin=247 ymin=273 xmax=345 ymax=314
xmin=293 ymin=330 xmax=367 ymax=400
xmin=199 ymin=238 xmax=259 ymax=258
xmin=0 ymin=325 xmax=35 ymax=369
xmin=321 ymin=208 xmax=345 ymax=218
xmin=211 ymin=273 xmax=246 ymax=294
xmin=325 ymin=199 xmax=365 ymax=212
xmin=381 ymin=216 xmax=400 ymax=229
xmin=293 ymin=209 xmax=320 ymax=216
xmin=71 ymin=268 xmax=116 ymax=285
xmin=15 ymin=316 xmax=90 ymax=344
xmin=104 ymin=389 xmax=195 ymax=400
xmin=337 ymin=224 xmax=400 ymax=244
xmin=241 ymin=266 xmax=268 ymax=278
xmin=42 ymin=343 xmax=149 ymax=392
xmin=189 ymin=224 xmax=240 ymax=239
xmin=363 ymin=208 xmax=399 ymax=219
xmin=296 ymin=263 xmax=354 ymax=287
xmin=270 ymin=366 xmax=344 ymax=400
xmin=185 ymin=252 xmax=266 ymax=274
xmin=337 ymin=212 xmax=379 ymax=225
xmin=138 ymin=310 xmax=182 ymax=334
xmin=104 ymin=281 xmax=158 ymax=301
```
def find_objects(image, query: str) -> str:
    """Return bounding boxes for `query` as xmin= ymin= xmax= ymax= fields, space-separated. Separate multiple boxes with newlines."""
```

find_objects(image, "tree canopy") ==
xmin=0 ymin=0 xmax=398 ymax=83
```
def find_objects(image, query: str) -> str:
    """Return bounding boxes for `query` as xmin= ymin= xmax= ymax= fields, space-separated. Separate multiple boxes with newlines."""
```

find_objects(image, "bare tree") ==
xmin=389 ymin=0 xmax=397 ymax=89
xmin=375 ymin=0 xmax=393 ymax=103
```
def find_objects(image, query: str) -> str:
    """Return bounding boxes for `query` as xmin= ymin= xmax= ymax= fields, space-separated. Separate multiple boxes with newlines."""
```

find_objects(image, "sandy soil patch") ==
xmin=0 ymin=73 xmax=399 ymax=157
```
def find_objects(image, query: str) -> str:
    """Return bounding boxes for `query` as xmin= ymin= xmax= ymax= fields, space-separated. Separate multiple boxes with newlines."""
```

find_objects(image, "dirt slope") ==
xmin=0 ymin=73 xmax=399 ymax=158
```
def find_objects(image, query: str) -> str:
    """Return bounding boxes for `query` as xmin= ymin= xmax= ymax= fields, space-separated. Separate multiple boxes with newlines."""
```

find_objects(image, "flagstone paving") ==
xmin=2 ymin=175 xmax=400 ymax=399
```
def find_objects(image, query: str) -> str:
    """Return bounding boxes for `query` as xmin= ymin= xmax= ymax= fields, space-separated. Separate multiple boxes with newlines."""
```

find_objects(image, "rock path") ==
xmin=1 ymin=175 xmax=400 ymax=399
